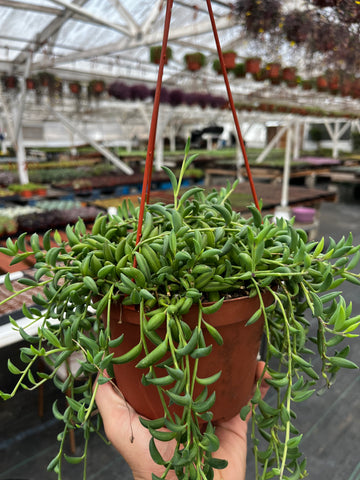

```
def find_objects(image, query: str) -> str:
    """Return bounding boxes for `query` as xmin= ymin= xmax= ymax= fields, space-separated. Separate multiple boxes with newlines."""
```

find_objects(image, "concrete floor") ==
xmin=0 ymin=196 xmax=359 ymax=480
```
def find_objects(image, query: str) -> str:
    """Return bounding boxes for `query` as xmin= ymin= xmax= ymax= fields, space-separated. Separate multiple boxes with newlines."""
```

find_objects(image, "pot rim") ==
xmin=110 ymin=290 xmax=274 ymax=328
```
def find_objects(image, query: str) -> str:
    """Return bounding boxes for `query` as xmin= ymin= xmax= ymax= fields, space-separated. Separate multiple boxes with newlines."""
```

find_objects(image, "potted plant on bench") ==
xmin=0 ymin=142 xmax=359 ymax=479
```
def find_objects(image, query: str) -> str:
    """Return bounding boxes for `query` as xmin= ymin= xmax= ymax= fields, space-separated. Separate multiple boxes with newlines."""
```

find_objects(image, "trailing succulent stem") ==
xmin=0 ymin=140 xmax=359 ymax=479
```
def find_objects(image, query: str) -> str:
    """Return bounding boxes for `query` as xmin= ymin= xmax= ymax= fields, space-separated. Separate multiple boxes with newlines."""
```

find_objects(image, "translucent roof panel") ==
xmin=0 ymin=0 xmax=235 ymax=83
xmin=0 ymin=0 xmax=359 ymax=119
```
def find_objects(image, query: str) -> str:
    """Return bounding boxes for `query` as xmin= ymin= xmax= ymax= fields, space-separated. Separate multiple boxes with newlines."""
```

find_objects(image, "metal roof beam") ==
xmin=50 ymin=0 xmax=132 ymax=36
xmin=140 ymin=0 xmax=166 ymax=37
xmin=108 ymin=0 xmax=140 ymax=36
xmin=13 ymin=0 xmax=88 ymax=65
xmin=0 ymin=0 xmax=60 ymax=15
xmin=31 ymin=14 xmax=236 ymax=68
xmin=0 ymin=0 xmax=130 ymax=34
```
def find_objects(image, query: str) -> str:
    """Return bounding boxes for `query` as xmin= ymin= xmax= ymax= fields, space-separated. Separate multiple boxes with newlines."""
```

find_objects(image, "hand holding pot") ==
xmin=95 ymin=362 xmax=270 ymax=480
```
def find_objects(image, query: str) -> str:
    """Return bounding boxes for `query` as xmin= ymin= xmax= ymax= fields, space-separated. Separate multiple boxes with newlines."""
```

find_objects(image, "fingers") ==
xmin=94 ymin=370 xmax=129 ymax=411
xmin=94 ymin=371 xmax=139 ymax=447
xmin=94 ymin=371 xmax=128 ymax=418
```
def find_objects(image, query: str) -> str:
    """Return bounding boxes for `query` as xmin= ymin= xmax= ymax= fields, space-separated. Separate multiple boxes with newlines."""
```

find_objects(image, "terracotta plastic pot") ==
xmin=222 ymin=52 xmax=236 ymax=70
xmin=266 ymin=62 xmax=281 ymax=80
xmin=106 ymin=291 xmax=273 ymax=422
xmin=26 ymin=78 xmax=36 ymax=90
xmin=245 ymin=58 xmax=261 ymax=75
xmin=69 ymin=83 xmax=81 ymax=94
xmin=282 ymin=67 xmax=297 ymax=83
xmin=185 ymin=58 xmax=202 ymax=71
xmin=20 ymin=190 xmax=33 ymax=198
xmin=317 ymin=76 xmax=328 ymax=92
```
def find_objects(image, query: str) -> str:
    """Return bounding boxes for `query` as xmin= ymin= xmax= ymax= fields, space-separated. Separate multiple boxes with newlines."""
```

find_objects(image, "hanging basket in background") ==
xmin=150 ymin=45 xmax=172 ymax=65
xmin=245 ymin=57 xmax=261 ymax=74
xmin=26 ymin=78 xmax=37 ymax=90
xmin=88 ymin=79 xmax=106 ymax=99
xmin=69 ymin=81 xmax=82 ymax=96
xmin=184 ymin=52 xmax=206 ymax=71
xmin=222 ymin=50 xmax=236 ymax=69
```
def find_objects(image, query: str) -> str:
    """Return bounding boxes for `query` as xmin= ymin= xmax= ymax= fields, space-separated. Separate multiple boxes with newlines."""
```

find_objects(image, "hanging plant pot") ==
xmin=168 ymin=88 xmax=184 ymax=106
xmin=26 ymin=78 xmax=37 ymax=90
xmin=93 ymin=81 xmax=105 ymax=93
xmin=184 ymin=52 xmax=206 ymax=71
xmin=283 ymin=10 xmax=312 ymax=44
xmin=266 ymin=62 xmax=281 ymax=81
xmin=108 ymin=81 xmax=131 ymax=100
xmin=88 ymin=80 xmax=106 ymax=99
xmin=69 ymin=81 xmax=82 ymax=95
xmin=150 ymin=46 xmax=172 ymax=65
xmin=3 ymin=75 xmax=18 ymax=89
xmin=245 ymin=57 xmax=261 ymax=75
xmin=222 ymin=51 xmax=236 ymax=70
xmin=212 ymin=53 xmax=236 ymax=74
xmin=316 ymin=75 xmax=328 ymax=92
xmin=337 ymin=3 xmax=360 ymax=23
xmin=282 ymin=67 xmax=297 ymax=83
xmin=236 ymin=0 xmax=281 ymax=35
xmin=106 ymin=291 xmax=274 ymax=422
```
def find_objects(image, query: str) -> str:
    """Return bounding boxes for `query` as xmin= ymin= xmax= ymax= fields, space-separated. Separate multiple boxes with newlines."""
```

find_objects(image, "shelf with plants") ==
xmin=8 ymin=183 xmax=49 ymax=198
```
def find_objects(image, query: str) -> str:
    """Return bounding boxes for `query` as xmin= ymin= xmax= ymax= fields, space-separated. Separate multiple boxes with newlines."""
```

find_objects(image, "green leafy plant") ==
xmin=0 ymin=141 xmax=359 ymax=479
xmin=87 ymin=79 xmax=106 ymax=99
xmin=8 ymin=182 xmax=46 ymax=193
xmin=212 ymin=59 xmax=222 ymax=74
xmin=184 ymin=52 xmax=207 ymax=70
xmin=150 ymin=46 xmax=173 ymax=64
xmin=0 ymin=215 xmax=17 ymax=236
xmin=232 ymin=62 xmax=246 ymax=78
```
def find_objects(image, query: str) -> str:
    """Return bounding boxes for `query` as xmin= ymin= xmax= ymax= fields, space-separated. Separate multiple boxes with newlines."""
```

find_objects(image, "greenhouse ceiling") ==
xmin=0 ymin=0 xmax=360 ymax=121
xmin=0 ymin=0 xmax=239 ymax=84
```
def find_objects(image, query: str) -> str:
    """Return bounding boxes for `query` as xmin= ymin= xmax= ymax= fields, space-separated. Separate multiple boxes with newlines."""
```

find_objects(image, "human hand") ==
xmin=94 ymin=361 xmax=270 ymax=480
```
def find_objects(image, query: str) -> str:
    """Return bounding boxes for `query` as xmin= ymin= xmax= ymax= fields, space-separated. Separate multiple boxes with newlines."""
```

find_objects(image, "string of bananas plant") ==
xmin=1 ymin=141 xmax=359 ymax=480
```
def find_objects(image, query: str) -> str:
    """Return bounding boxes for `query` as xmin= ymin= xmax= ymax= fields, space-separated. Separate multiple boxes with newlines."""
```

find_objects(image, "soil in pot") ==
xmin=106 ymin=291 xmax=273 ymax=422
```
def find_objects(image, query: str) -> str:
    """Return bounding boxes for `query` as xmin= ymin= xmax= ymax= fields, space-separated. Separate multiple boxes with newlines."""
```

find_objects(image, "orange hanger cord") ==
xmin=205 ymin=0 xmax=260 ymax=211
xmin=134 ymin=0 xmax=174 ymax=266
xmin=135 ymin=0 xmax=260 ymax=264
